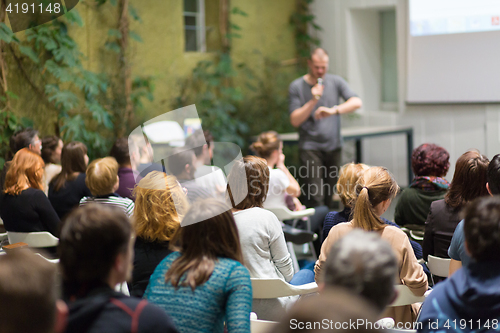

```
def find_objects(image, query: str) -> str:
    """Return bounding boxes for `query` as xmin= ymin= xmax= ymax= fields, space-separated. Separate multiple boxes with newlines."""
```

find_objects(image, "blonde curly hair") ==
xmin=133 ymin=171 xmax=189 ymax=242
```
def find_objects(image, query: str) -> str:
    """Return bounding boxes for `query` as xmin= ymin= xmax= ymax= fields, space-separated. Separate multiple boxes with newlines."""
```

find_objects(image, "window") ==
xmin=380 ymin=9 xmax=398 ymax=109
xmin=184 ymin=0 xmax=206 ymax=52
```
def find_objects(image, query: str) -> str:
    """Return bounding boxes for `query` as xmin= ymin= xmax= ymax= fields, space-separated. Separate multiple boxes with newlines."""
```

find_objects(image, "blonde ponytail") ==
xmin=351 ymin=167 xmax=399 ymax=231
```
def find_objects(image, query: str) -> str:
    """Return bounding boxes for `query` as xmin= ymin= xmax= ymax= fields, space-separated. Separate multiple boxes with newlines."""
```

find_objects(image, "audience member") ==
xmin=273 ymin=287 xmax=383 ymax=333
xmin=0 ymin=249 xmax=67 ymax=333
xmin=422 ymin=150 xmax=488 ymax=260
xmin=49 ymin=141 xmax=91 ymax=219
xmin=395 ymin=143 xmax=450 ymax=228
xmin=167 ymin=148 xmax=210 ymax=203
xmin=227 ymin=156 xmax=312 ymax=321
xmin=0 ymin=127 xmax=41 ymax=191
xmin=323 ymin=163 xmax=423 ymax=259
xmin=448 ymin=153 xmax=500 ymax=274
xmin=131 ymin=134 xmax=164 ymax=177
xmin=319 ymin=230 xmax=398 ymax=314
xmin=251 ymin=130 xmax=328 ymax=254
xmin=315 ymin=166 xmax=428 ymax=324
xmin=130 ymin=171 xmax=189 ymax=297
xmin=322 ymin=162 xmax=369 ymax=240
xmin=41 ymin=135 xmax=63 ymax=194
xmin=80 ymin=157 xmax=135 ymax=217
xmin=418 ymin=196 xmax=500 ymax=333
xmin=185 ymin=129 xmax=226 ymax=197
xmin=110 ymin=137 xmax=141 ymax=201
xmin=144 ymin=199 xmax=252 ymax=333
xmin=0 ymin=148 xmax=60 ymax=236
xmin=60 ymin=204 xmax=177 ymax=333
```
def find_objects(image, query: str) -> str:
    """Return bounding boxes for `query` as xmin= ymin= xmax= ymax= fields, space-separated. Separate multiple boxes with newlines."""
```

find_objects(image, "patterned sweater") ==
xmin=144 ymin=252 xmax=252 ymax=333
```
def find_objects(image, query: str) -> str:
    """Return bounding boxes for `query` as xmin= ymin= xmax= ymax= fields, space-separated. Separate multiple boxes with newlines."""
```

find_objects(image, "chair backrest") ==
xmin=427 ymin=255 xmax=451 ymax=278
xmin=251 ymin=278 xmax=318 ymax=299
xmin=251 ymin=319 xmax=279 ymax=333
xmin=7 ymin=232 xmax=59 ymax=248
xmin=266 ymin=207 xmax=315 ymax=221
xmin=388 ymin=285 xmax=426 ymax=307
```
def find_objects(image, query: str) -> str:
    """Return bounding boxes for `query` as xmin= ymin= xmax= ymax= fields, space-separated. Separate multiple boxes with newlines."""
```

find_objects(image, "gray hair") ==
xmin=322 ymin=230 xmax=398 ymax=312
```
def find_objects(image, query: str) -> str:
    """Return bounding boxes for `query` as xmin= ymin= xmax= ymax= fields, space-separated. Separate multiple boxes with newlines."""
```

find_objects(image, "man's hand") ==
xmin=311 ymin=83 xmax=324 ymax=100
xmin=314 ymin=106 xmax=335 ymax=120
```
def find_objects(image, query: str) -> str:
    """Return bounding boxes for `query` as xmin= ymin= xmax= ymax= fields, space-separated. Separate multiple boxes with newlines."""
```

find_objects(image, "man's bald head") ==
xmin=310 ymin=48 xmax=329 ymax=60
xmin=308 ymin=48 xmax=329 ymax=79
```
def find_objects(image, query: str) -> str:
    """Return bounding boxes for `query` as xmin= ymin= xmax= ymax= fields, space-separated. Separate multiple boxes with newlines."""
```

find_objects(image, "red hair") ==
xmin=4 ymin=148 xmax=45 ymax=195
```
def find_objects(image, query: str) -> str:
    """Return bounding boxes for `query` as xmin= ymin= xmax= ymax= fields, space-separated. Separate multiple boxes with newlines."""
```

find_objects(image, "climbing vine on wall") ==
xmin=0 ymin=0 xmax=153 ymax=164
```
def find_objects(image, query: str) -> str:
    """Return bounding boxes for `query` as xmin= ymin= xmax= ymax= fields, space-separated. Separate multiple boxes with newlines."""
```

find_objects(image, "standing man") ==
xmin=289 ymin=48 xmax=362 ymax=208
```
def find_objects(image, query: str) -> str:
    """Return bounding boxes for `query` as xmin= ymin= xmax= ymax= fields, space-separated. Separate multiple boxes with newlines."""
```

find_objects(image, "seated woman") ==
xmin=227 ymin=156 xmax=313 ymax=320
xmin=322 ymin=163 xmax=369 ymax=241
xmin=315 ymin=166 xmax=428 ymax=325
xmin=395 ymin=143 xmax=450 ymax=229
xmin=251 ymin=131 xmax=328 ymax=252
xmin=0 ymin=148 xmax=60 ymax=236
xmin=144 ymin=199 xmax=252 ymax=333
xmin=323 ymin=163 xmax=423 ymax=258
xmin=80 ymin=157 xmax=135 ymax=217
xmin=41 ymin=135 xmax=63 ymax=195
xmin=131 ymin=171 xmax=189 ymax=297
xmin=423 ymin=149 xmax=488 ymax=260
xmin=48 ymin=141 xmax=91 ymax=219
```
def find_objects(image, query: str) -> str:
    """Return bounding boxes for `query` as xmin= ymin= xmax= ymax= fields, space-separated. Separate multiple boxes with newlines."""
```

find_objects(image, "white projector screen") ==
xmin=407 ymin=0 xmax=500 ymax=103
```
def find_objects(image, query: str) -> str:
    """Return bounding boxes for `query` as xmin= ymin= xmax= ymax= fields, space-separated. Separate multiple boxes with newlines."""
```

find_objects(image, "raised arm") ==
xmin=289 ymin=81 xmax=322 ymax=128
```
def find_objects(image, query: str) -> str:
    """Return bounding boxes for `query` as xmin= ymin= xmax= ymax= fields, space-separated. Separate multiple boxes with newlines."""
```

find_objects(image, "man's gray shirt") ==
xmin=288 ymin=73 xmax=357 ymax=151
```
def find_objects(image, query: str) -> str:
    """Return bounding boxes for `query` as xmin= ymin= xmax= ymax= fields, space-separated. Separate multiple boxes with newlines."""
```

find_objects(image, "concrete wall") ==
xmin=311 ymin=0 xmax=500 ymax=187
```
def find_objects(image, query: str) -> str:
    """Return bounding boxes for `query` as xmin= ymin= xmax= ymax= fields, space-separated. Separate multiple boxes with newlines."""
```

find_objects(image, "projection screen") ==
xmin=407 ymin=0 xmax=500 ymax=103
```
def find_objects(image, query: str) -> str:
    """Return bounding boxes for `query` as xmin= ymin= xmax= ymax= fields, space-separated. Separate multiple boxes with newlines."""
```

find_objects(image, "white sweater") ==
xmin=233 ymin=207 xmax=295 ymax=320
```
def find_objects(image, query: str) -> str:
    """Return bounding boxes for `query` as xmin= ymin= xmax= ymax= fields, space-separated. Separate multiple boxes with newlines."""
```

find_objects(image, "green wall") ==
xmin=70 ymin=0 xmax=297 ymax=127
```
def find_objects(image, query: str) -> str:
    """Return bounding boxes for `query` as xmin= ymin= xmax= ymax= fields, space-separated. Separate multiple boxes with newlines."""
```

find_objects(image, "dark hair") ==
xmin=41 ymin=136 xmax=61 ymax=164
xmin=9 ymin=128 xmax=38 ymax=157
xmin=185 ymin=129 xmax=214 ymax=157
xmin=463 ymin=196 xmax=500 ymax=262
xmin=167 ymin=148 xmax=195 ymax=176
xmin=227 ymin=156 xmax=269 ymax=210
xmin=0 ymin=250 xmax=58 ymax=333
xmin=445 ymin=150 xmax=489 ymax=209
xmin=166 ymin=199 xmax=243 ymax=290
xmin=51 ymin=141 xmax=88 ymax=192
xmin=322 ymin=230 xmax=397 ymax=312
xmin=109 ymin=137 xmax=131 ymax=166
xmin=59 ymin=204 xmax=132 ymax=297
xmin=250 ymin=131 xmax=280 ymax=159
xmin=411 ymin=143 xmax=450 ymax=177
xmin=487 ymin=154 xmax=500 ymax=195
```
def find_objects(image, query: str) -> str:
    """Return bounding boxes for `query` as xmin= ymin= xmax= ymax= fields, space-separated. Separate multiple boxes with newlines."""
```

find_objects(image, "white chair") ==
xmin=0 ymin=233 xmax=7 ymax=242
xmin=7 ymin=231 xmax=59 ymax=248
xmin=251 ymin=278 xmax=318 ymax=299
xmin=115 ymin=282 xmax=130 ymax=296
xmin=266 ymin=207 xmax=317 ymax=271
xmin=389 ymin=285 xmax=426 ymax=307
xmin=251 ymin=318 xmax=279 ymax=333
xmin=266 ymin=207 xmax=316 ymax=224
xmin=427 ymin=255 xmax=451 ymax=278
xmin=35 ymin=253 xmax=60 ymax=264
